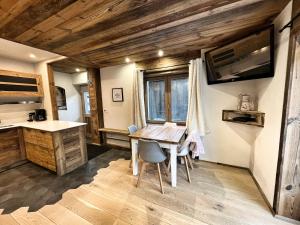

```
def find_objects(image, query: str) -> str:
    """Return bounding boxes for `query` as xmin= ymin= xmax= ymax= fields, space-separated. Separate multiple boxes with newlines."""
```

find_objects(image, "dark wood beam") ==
xmin=0 ymin=0 xmax=77 ymax=39
xmin=0 ymin=0 xmax=290 ymax=68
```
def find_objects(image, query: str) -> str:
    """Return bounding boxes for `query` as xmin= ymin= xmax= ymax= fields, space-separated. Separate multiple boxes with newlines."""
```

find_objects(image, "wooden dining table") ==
xmin=129 ymin=125 xmax=187 ymax=187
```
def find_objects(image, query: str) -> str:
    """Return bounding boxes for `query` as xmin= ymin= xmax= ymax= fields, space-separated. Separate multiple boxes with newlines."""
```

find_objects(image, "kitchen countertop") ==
xmin=0 ymin=120 xmax=86 ymax=132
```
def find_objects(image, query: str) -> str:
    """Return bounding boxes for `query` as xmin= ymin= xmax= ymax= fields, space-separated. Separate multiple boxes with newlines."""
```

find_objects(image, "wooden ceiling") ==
xmin=0 ymin=0 xmax=289 ymax=69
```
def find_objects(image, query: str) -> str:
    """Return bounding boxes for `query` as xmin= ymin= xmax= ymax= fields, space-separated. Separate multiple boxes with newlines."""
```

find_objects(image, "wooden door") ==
xmin=276 ymin=35 xmax=300 ymax=221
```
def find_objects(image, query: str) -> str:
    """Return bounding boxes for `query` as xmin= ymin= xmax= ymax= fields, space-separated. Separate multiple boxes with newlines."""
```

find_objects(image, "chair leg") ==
xmin=136 ymin=161 xmax=146 ymax=187
xmin=157 ymin=163 xmax=164 ymax=194
xmin=162 ymin=162 xmax=169 ymax=177
xmin=184 ymin=156 xmax=191 ymax=183
xmin=187 ymin=154 xmax=194 ymax=170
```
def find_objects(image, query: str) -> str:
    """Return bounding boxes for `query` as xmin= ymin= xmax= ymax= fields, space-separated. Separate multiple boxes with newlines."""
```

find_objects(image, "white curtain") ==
xmin=132 ymin=68 xmax=147 ymax=128
xmin=186 ymin=58 xmax=208 ymax=136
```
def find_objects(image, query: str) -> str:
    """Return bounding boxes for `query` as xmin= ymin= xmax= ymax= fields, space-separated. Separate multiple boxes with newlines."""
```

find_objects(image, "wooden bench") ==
xmin=98 ymin=128 xmax=130 ymax=149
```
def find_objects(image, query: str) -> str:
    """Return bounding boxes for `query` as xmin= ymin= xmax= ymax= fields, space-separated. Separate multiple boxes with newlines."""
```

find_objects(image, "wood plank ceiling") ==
xmin=0 ymin=0 xmax=289 ymax=69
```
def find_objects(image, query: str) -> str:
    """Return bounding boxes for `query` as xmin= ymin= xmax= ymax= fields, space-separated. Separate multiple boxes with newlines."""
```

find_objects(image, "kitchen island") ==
xmin=0 ymin=121 xmax=87 ymax=175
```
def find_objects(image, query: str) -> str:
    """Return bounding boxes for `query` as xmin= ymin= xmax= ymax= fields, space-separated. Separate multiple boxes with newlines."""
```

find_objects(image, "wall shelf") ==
xmin=222 ymin=110 xmax=265 ymax=127
xmin=0 ymin=70 xmax=43 ymax=97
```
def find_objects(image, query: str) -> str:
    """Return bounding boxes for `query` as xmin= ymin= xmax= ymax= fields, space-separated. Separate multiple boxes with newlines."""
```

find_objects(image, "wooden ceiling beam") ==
xmin=53 ymin=0 xmax=284 ymax=58
xmin=27 ymin=0 xmax=173 ymax=48
xmin=42 ymin=0 xmax=244 ymax=53
xmin=14 ymin=0 xmax=108 ymax=42
xmin=0 ymin=0 xmax=35 ymax=29
xmin=89 ymin=26 xmax=260 ymax=67
xmin=78 ymin=11 xmax=275 ymax=62
xmin=16 ymin=0 xmax=152 ymax=43
xmin=0 ymin=0 xmax=78 ymax=39
xmin=0 ymin=0 xmax=290 ymax=68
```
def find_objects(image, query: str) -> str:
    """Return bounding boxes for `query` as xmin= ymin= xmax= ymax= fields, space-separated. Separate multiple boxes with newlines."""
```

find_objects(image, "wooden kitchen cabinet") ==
xmin=23 ymin=126 xmax=87 ymax=175
xmin=23 ymin=128 xmax=56 ymax=172
xmin=0 ymin=128 xmax=26 ymax=172
xmin=0 ymin=69 xmax=43 ymax=97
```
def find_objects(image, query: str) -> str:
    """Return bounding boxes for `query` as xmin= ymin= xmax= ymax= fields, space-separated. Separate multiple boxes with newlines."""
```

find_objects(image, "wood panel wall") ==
xmin=275 ymin=0 xmax=300 ymax=221
xmin=87 ymin=68 xmax=104 ymax=145
xmin=47 ymin=64 xmax=58 ymax=120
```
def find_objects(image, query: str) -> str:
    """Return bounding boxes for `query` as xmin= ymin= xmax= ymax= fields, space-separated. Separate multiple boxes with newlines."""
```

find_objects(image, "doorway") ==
xmin=80 ymin=85 xmax=92 ymax=142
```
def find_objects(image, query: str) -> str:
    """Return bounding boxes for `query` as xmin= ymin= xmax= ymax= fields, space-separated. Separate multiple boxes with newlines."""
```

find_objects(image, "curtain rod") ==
xmin=279 ymin=12 xmax=300 ymax=33
xmin=140 ymin=63 xmax=190 ymax=72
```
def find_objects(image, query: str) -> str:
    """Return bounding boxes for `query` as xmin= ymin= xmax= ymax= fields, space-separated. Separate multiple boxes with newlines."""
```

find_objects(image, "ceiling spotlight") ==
xmin=29 ymin=53 xmax=36 ymax=59
xmin=125 ymin=57 xmax=131 ymax=63
xmin=75 ymin=68 xmax=80 ymax=72
xmin=158 ymin=50 xmax=164 ymax=57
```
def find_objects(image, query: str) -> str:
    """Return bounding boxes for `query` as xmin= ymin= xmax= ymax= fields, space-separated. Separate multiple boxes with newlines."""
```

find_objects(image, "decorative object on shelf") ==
xmin=222 ymin=110 xmax=265 ymax=127
xmin=237 ymin=94 xmax=258 ymax=111
xmin=112 ymin=88 xmax=124 ymax=102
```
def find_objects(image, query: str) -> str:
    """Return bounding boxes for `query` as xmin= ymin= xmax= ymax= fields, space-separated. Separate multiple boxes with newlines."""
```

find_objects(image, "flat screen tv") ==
xmin=205 ymin=26 xmax=274 ymax=85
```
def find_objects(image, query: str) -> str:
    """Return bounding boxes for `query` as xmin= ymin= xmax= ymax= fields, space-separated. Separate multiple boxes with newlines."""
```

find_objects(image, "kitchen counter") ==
xmin=0 ymin=120 xmax=87 ymax=175
xmin=0 ymin=120 xmax=86 ymax=132
xmin=17 ymin=120 xmax=86 ymax=132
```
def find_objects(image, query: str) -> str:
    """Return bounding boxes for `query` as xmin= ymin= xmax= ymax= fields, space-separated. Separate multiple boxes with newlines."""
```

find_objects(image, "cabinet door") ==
xmin=23 ymin=128 xmax=56 ymax=172
xmin=0 ymin=70 xmax=43 ymax=97
xmin=0 ymin=128 xmax=25 ymax=171
xmin=25 ymin=142 xmax=56 ymax=172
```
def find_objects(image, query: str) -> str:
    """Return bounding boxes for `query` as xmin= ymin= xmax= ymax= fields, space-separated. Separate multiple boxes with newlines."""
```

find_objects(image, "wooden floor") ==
xmin=0 ymin=149 xmax=293 ymax=225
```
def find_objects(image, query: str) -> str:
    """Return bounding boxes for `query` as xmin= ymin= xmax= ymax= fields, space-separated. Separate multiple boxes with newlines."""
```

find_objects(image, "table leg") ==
xmin=170 ymin=144 xmax=177 ymax=187
xmin=131 ymin=139 xmax=139 ymax=175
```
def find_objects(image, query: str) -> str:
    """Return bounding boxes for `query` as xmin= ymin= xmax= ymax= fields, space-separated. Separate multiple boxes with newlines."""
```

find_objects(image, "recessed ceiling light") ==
xmin=158 ymin=50 xmax=164 ymax=57
xmin=29 ymin=53 xmax=36 ymax=59
xmin=125 ymin=57 xmax=131 ymax=63
xmin=75 ymin=68 xmax=80 ymax=72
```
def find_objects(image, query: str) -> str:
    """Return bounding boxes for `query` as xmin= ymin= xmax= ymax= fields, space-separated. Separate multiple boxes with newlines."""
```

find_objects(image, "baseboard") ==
xmin=197 ymin=159 xmax=249 ymax=170
xmin=248 ymin=169 xmax=275 ymax=216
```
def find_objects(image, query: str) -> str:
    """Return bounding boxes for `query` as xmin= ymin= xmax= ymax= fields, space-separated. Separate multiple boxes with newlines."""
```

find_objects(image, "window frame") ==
xmin=144 ymin=73 xmax=188 ymax=126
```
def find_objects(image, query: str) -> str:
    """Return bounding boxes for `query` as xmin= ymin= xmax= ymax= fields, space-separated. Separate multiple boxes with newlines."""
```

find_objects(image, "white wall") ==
xmin=200 ymin=77 xmax=259 ymax=168
xmin=54 ymin=71 xmax=82 ymax=122
xmin=0 ymin=56 xmax=35 ymax=73
xmin=252 ymin=2 xmax=292 ymax=205
xmin=100 ymin=64 xmax=135 ymax=147
xmin=72 ymin=72 xmax=88 ymax=85
xmin=100 ymin=64 xmax=134 ymax=129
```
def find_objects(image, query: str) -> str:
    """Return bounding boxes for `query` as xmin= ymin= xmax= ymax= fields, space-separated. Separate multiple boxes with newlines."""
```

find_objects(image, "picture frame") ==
xmin=112 ymin=88 xmax=124 ymax=102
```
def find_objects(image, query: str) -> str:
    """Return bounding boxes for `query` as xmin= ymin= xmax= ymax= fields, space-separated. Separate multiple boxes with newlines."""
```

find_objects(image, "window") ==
xmin=146 ymin=79 xmax=166 ymax=121
xmin=171 ymin=78 xmax=188 ymax=122
xmin=145 ymin=74 xmax=188 ymax=124
xmin=83 ymin=91 xmax=91 ymax=115
xmin=81 ymin=85 xmax=90 ymax=116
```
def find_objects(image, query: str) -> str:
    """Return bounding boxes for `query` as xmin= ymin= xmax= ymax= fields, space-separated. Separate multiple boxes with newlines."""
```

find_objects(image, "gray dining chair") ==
xmin=136 ymin=139 xmax=168 ymax=194
xmin=128 ymin=124 xmax=138 ymax=168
